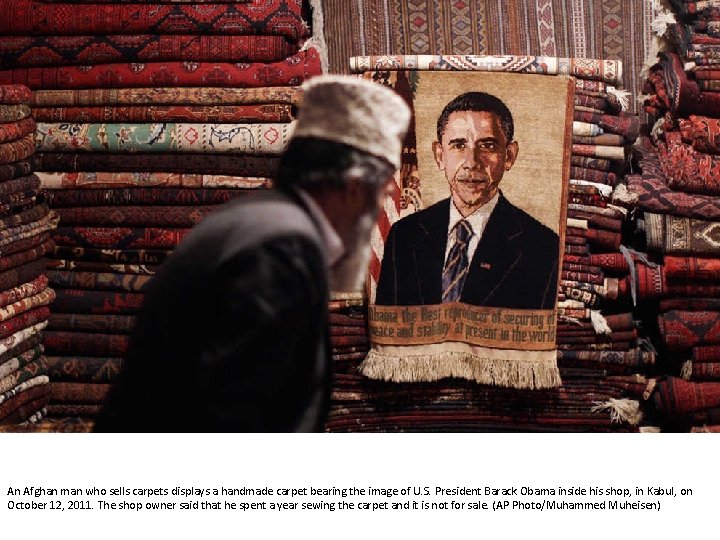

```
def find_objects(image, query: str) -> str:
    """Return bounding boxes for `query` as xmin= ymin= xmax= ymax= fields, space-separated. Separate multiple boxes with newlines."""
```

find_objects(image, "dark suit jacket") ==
xmin=375 ymin=194 xmax=559 ymax=309
xmin=94 ymin=190 xmax=330 ymax=432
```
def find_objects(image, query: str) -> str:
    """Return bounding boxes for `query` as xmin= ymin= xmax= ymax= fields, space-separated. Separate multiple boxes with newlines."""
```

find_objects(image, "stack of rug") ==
xmin=559 ymin=76 xmax=645 ymax=357
xmin=557 ymin=75 xmax=657 ymax=420
xmin=322 ymin=55 xmax=649 ymax=432
xmin=0 ymin=0 xmax=325 ymax=423
xmin=0 ymin=83 xmax=56 ymax=426
xmin=620 ymin=0 xmax=720 ymax=430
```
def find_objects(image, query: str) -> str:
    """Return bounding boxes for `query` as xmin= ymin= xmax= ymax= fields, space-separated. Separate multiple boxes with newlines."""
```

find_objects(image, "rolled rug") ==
xmin=52 ymin=246 xmax=171 ymax=265
xmin=0 ymin=0 xmax=310 ymax=39
xmin=53 ymin=226 xmax=192 ymax=249
xmin=0 ymin=49 xmax=322 ymax=90
xmin=678 ymin=114 xmax=720 ymax=155
xmin=43 ymin=332 xmax=129 ymax=357
xmin=652 ymin=377 xmax=720 ymax=416
xmin=573 ymin=110 xmax=640 ymax=139
xmin=35 ymin=122 xmax=293 ymax=155
xmin=48 ymin=313 xmax=136 ymax=334
xmin=30 ymin=86 xmax=302 ymax=107
xmin=658 ymin=141 xmax=720 ymax=196
xmin=349 ymin=55 xmax=622 ymax=85
xmin=0 ymin=276 xmax=49 ymax=309
xmin=658 ymin=311 xmax=720 ymax=351
xmin=45 ymin=356 xmax=123 ymax=384
xmin=0 ymin=35 xmax=297 ymax=68
xmin=664 ymin=256 xmax=720 ymax=280
xmin=0 ymin=104 xmax=31 ymax=123
xmin=644 ymin=52 xmax=720 ymax=117
xmin=31 ymin=104 xmax=293 ymax=124
xmin=0 ymin=353 xmax=46 ymax=395
xmin=0 ymin=134 xmax=35 ymax=164
xmin=0 ymin=84 xmax=31 ymax=104
xmin=49 ymin=382 xmax=111 ymax=404
xmin=0 ymin=307 xmax=51 ymax=341
xmin=47 ymin=260 xmax=157 ymax=275
xmin=54 ymin=205 xmax=217 ymax=227
xmin=0 ymin=288 xmax=55 ymax=323
xmin=0 ymin=204 xmax=49 ymax=231
xmin=0 ymin=342 xmax=43 ymax=381
xmin=47 ymin=270 xmax=151 ymax=292
xmin=50 ymin=289 xmax=144 ymax=315
xmin=694 ymin=345 xmax=720 ymax=362
xmin=37 ymin=172 xmax=271 ymax=190
xmin=0 ymin=160 xmax=33 ymax=182
xmin=642 ymin=212 xmax=720 ymax=256
xmin=0 ymin=118 xmax=35 ymax=145
xmin=629 ymin=139 xmax=720 ymax=220
xmin=690 ymin=362 xmax=720 ymax=381
xmin=33 ymin=152 xmax=279 ymax=177
xmin=44 ymin=187 xmax=248 ymax=207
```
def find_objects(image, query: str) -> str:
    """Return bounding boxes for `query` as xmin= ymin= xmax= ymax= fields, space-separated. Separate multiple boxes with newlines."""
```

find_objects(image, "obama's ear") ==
xmin=504 ymin=140 xmax=519 ymax=171
xmin=432 ymin=140 xmax=445 ymax=170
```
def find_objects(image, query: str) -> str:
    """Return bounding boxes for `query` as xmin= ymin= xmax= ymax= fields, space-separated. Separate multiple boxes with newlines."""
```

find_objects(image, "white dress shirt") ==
xmin=444 ymin=193 xmax=500 ymax=265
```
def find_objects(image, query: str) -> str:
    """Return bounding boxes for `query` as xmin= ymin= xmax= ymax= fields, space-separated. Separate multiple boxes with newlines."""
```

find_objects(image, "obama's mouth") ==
xmin=456 ymin=177 xmax=490 ymax=187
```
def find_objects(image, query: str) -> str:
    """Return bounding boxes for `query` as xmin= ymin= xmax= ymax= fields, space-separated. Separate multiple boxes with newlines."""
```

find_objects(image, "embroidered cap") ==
xmin=292 ymin=75 xmax=411 ymax=169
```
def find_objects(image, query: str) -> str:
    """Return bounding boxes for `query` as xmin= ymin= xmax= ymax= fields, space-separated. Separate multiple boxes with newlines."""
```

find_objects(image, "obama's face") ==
xmin=433 ymin=110 xmax=519 ymax=217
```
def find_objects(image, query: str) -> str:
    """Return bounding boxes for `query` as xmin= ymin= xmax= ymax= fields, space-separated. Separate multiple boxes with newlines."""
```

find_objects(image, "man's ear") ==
xmin=505 ymin=140 xmax=519 ymax=171
xmin=432 ymin=140 xmax=445 ymax=170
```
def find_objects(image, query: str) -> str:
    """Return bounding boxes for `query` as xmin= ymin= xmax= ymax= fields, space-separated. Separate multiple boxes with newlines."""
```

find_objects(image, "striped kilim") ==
xmin=322 ymin=0 xmax=654 ymax=110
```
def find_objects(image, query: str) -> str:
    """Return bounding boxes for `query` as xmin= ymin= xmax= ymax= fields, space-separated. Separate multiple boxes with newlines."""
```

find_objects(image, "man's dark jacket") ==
xmin=94 ymin=190 xmax=330 ymax=432
xmin=375 ymin=194 xmax=559 ymax=309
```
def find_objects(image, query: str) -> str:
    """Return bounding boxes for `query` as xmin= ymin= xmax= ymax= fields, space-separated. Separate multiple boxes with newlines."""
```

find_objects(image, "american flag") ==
xmin=367 ymin=171 xmax=402 ymax=302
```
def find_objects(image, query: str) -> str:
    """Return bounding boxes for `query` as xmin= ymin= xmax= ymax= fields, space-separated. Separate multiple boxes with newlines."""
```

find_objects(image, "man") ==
xmin=375 ymin=91 xmax=558 ymax=309
xmin=94 ymin=76 xmax=410 ymax=432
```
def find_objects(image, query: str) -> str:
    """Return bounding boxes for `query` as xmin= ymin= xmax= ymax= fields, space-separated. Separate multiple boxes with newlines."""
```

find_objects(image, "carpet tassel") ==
xmin=360 ymin=351 xmax=562 ymax=390
xmin=592 ymin=398 xmax=643 ymax=425
xmin=590 ymin=310 xmax=612 ymax=335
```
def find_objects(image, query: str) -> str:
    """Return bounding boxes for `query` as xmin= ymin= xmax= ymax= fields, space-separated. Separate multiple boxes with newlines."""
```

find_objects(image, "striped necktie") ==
xmin=442 ymin=219 xmax=473 ymax=303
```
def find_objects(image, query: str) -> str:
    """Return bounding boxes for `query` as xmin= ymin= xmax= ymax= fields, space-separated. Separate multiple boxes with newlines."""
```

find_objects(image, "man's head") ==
xmin=433 ymin=92 xmax=519 ymax=217
xmin=278 ymin=75 xmax=411 ymax=291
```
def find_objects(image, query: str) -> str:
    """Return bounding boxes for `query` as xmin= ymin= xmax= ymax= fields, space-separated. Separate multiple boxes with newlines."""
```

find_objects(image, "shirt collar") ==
xmin=294 ymin=188 xmax=345 ymax=267
xmin=448 ymin=192 xmax=500 ymax=237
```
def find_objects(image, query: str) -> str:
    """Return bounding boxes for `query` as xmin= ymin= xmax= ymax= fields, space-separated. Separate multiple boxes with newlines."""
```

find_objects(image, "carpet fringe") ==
xmin=606 ymin=87 xmax=631 ymax=111
xmin=641 ymin=1 xmax=675 ymax=82
xmin=571 ymin=179 xmax=613 ymax=197
xmin=590 ymin=310 xmax=612 ymax=335
xmin=639 ymin=426 xmax=662 ymax=433
xmin=650 ymin=6 xmax=675 ymax=37
xmin=559 ymin=315 xmax=583 ymax=326
xmin=330 ymin=291 xmax=365 ymax=301
xmin=592 ymin=398 xmax=643 ymax=425
xmin=611 ymin=183 xmax=639 ymax=206
xmin=681 ymin=360 xmax=693 ymax=380
xmin=305 ymin=0 xmax=329 ymax=74
xmin=359 ymin=350 xmax=562 ymax=389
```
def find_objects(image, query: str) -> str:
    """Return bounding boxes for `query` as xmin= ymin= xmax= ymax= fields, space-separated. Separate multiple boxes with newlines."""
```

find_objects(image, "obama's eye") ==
xmin=478 ymin=141 xmax=499 ymax=151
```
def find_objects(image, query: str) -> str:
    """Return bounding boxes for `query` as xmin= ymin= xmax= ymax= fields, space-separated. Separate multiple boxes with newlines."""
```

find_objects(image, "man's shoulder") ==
xmin=174 ymin=190 xmax=322 ymax=262
xmin=200 ymin=190 xmax=315 ymax=237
